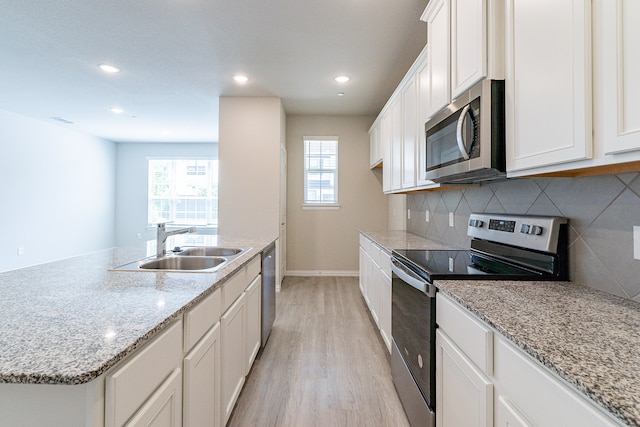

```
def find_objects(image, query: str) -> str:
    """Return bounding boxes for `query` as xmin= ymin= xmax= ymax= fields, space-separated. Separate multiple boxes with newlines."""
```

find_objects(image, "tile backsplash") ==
xmin=406 ymin=173 xmax=640 ymax=302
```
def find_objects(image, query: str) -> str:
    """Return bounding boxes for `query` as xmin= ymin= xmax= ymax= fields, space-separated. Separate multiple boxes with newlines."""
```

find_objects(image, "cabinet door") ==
xmin=598 ymin=0 xmax=640 ymax=155
xmin=402 ymin=75 xmax=418 ymax=189
xmin=221 ymin=293 xmax=246 ymax=425
xmin=436 ymin=330 xmax=493 ymax=427
xmin=417 ymin=59 xmax=438 ymax=188
xmin=183 ymin=324 xmax=220 ymax=427
xmin=381 ymin=110 xmax=392 ymax=193
xmin=244 ymin=275 xmax=262 ymax=375
xmin=495 ymin=395 xmax=533 ymax=427
xmin=451 ymin=0 xmax=487 ymax=97
xmin=390 ymin=96 xmax=403 ymax=191
xmin=126 ymin=368 xmax=182 ymax=427
xmin=370 ymin=122 xmax=382 ymax=167
xmin=505 ymin=0 xmax=592 ymax=172
xmin=423 ymin=0 xmax=451 ymax=118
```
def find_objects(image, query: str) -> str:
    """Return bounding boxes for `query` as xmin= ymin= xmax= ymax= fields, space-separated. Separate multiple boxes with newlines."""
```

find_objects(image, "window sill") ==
xmin=302 ymin=204 xmax=341 ymax=211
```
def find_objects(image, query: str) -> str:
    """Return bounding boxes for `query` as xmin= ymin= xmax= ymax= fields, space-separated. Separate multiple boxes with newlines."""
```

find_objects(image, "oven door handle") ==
xmin=391 ymin=258 xmax=436 ymax=298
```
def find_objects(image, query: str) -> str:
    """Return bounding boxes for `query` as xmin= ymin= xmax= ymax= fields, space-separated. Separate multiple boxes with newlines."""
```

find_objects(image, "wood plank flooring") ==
xmin=227 ymin=276 xmax=410 ymax=427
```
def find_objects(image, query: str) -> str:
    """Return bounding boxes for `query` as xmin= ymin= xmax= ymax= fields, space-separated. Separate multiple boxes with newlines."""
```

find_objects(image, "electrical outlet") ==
xmin=449 ymin=212 xmax=455 ymax=227
xmin=634 ymin=226 xmax=640 ymax=260
xmin=425 ymin=210 xmax=430 ymax=222
xmin=407 ymin=209 xmax=411 ymax=220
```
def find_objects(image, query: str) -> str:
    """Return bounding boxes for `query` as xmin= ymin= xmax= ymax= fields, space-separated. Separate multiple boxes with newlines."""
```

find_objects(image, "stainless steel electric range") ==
xmin=390 ymin=213 xmax=569 ymax=427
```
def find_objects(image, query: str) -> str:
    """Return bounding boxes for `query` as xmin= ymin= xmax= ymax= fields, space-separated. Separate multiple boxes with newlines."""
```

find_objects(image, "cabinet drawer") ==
xmin=245 ymin=255 xmax=261 ymax=283
xmin=222 ymin=268 xmax=246 ymax=312
xmin=105 ymin=320 xmax=183 ymax=427
xmin=494 ymin=337 xmax=618 ymax=427
xmin=184 ymin=288 xmax=221 ymax=352
xmin=436 ymin=293 xmax=492 ymax=375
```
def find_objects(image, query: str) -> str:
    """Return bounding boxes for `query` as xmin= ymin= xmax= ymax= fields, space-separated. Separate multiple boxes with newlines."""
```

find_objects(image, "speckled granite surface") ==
xmin=436 ymin=280 xmax=640 ymax=426
xmin=360 ymin=230 xmax=458 ymax=252
xmin=363 ymin=231 xmax=640 ymax=426
xmin=0 ymin=235 xmax=275 ymax=385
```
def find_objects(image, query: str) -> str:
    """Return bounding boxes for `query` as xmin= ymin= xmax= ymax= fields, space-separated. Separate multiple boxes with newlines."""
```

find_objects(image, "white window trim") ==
xmin=303 ymin=136 xmax=339 ymax=207
xmin=146 ymin=156 xmax=218 ymax=227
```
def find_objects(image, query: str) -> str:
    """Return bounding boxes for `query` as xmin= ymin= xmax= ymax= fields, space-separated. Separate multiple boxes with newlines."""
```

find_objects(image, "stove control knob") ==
xmin=521 ymin=224 xmax=543 ymax=235
xmin=530 ymin=225 xmax=543 ymax=235
xmin=469 ymin=219 xmax=484 ymax=228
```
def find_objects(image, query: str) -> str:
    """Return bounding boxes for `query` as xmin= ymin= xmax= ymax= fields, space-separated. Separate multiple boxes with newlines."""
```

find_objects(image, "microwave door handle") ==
xmin=456 ymin=105 xmax=471 ymax=160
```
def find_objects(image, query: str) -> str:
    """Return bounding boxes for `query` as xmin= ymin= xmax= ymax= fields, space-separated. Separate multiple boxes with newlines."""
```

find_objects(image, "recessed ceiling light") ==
xmin=109 ymin=107 xmax=124 ymax=114
xmin=334 ymin=75 xmax=350 ymax=83
xmin=98 ymin=64 xmax=120 ymax=73
xmin=233 ymin=74 xmax=249 ymax=84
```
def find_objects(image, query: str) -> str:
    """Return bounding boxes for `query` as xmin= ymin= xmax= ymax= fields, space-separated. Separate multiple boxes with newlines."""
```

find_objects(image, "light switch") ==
xmin=407 ymin=209 xmax=411 ymax=220
xmin=425 ymin=210 xmax=430 ymax=222
xmin=449 ymin=212 xmax=454 ymax=227
xmin=17 ymin=247 xmax=24 ymax=256
xmin=634 ymin=226 xmax=640 ymax=260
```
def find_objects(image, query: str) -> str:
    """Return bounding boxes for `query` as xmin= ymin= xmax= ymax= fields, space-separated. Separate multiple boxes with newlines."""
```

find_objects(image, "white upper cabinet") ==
xmin=390 ymin=96 xmax=404 ymax=191
xmin=421 ymin=0 xmax=501 ymax=119
xmin=402 ymin=75 xmax=418 ymax=189
xmin=598 ymin=0 xmax=640 ymax=155
xmin=505 ymin=0 xmax=593 ymax=173
xmin=381 ymin=110 xmax=392 ymax=193
xmin=451 ymin=0 xmax=488 ymax=98
xmin=422 ymin=0 xmax=451 ymax=118
xmin=369 ymin=121 xmax=382 ymax=168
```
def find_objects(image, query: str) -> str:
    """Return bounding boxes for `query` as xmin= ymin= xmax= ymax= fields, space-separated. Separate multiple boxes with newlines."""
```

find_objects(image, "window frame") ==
xmin=302 ymin=136 xmax=340 ymax=209
xmin=147 ymin=157 xmax=218 ymax=228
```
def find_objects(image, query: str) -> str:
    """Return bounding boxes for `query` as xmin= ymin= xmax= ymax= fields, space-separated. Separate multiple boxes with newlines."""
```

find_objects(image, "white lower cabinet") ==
xmin=221 ymin=292 xmax=246 ymax=425
xmin=358 ymin=234 xmax=392 ymax=354
xmin=126 ymin=368 xmax=182 ymax=427
xmin=493 ymin=336 xmax=618 ymax=427
xmin=183 ymin=323 xmax=221 ymax=427
xmin=244 ymin=274 xmax=262 ymax=375
xmin=436 ymin=330 xmax=493 ymax=427
xmin=437 ymin=293 xmax=622 ymax=427
xmin=105 ymin=320 xmax=183 ymax=427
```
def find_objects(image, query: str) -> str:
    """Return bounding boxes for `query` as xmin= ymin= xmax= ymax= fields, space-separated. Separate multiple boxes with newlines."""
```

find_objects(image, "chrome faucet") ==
xmin=156 ymin=222 xmax=197 ymax=257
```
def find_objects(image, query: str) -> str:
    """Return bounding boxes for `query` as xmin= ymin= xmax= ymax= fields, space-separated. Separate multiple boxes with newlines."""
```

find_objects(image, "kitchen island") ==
xmin=361 ymin=230 xmax=640 ymax=427
xmin=0 ymin=235 xmax=275 ymax=426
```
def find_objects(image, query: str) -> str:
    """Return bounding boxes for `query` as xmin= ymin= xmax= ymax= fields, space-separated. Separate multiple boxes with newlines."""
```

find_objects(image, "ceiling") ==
xmin=0 ymin=0 xmax=427 ymax=143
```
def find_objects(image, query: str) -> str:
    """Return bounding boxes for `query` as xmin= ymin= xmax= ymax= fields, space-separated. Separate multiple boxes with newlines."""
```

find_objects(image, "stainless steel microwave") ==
xmin=424 ymin=79 xmax=506 ymax=184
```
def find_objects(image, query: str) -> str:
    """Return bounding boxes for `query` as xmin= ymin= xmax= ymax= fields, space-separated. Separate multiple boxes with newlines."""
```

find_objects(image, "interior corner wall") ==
xmin=0 ymin=110 xmax=116 ymax=272
xmin=218 ymin=97 xmax=282 ymax=238
xmin=114 ymin=142 xmax=218 ymax=247
xmin=286 ymin=115 xmax=388 ymax=274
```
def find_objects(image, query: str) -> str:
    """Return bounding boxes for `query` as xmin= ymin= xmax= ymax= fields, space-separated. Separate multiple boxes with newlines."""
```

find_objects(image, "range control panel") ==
xmin=467 ymin=213 xmax=568 ymax=253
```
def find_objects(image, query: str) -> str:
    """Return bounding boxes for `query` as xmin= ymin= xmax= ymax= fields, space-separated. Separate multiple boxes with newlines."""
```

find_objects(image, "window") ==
xmin=148 ymin=158 xmax=218 ymax=226
xmin=304 ymin=137 xmax=339 ymax=205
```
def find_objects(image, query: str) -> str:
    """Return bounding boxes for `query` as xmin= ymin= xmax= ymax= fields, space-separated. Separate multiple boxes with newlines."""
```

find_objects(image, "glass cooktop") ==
xmin=392 ymin=249 xmax=542 ymax=282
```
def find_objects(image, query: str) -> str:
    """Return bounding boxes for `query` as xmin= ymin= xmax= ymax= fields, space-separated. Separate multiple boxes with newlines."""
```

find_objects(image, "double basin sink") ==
xmin=112 ymin=246 xmax=251 ymax=272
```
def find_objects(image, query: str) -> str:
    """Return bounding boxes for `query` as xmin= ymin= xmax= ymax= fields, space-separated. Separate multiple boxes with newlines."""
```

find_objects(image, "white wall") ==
xmin=0 ymin=110 xmax=116 ymax=272
xmin=218 ymin=97 xmax=283 ymax=238
xmin=286 ymin=115 xmax=389 ymax=275
xmin=114 ymin=142 xmax=217 ymax=247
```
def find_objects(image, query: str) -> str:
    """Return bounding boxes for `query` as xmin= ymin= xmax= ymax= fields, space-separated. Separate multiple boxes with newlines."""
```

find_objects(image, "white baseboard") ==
xmin=285 ymin=270 xmax=359 ymax=277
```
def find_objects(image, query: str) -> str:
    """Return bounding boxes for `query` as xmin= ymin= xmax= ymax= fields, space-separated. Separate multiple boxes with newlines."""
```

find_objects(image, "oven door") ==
xmin=391 ymin=257 xmax=436 ymax=427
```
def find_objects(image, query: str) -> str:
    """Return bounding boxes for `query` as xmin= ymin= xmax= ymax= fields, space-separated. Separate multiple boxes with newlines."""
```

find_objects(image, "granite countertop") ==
xmin=0 ymin=235 xmax=275 ymax=386
xmin=361 ymin=230 xmax=640 ymax=426
xmin=437 ymin=280 xmax=640 ymax=427
xmin=360 ymin=230 xmax=459 ymax=252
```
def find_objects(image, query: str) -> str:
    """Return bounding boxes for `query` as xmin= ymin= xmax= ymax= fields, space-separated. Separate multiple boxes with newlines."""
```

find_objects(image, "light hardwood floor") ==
xmin=227 ymin=276 xmax=410 ymax=427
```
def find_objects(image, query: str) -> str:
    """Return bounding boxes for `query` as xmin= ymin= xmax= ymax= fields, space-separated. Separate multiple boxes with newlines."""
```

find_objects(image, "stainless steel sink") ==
xmin=110 ymin=246 xmax=252 ymax=272
xmin=139 ymin=256 xmax=226 ymax=270
xmin=176 ymin=247 xmax=244 ymax=257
